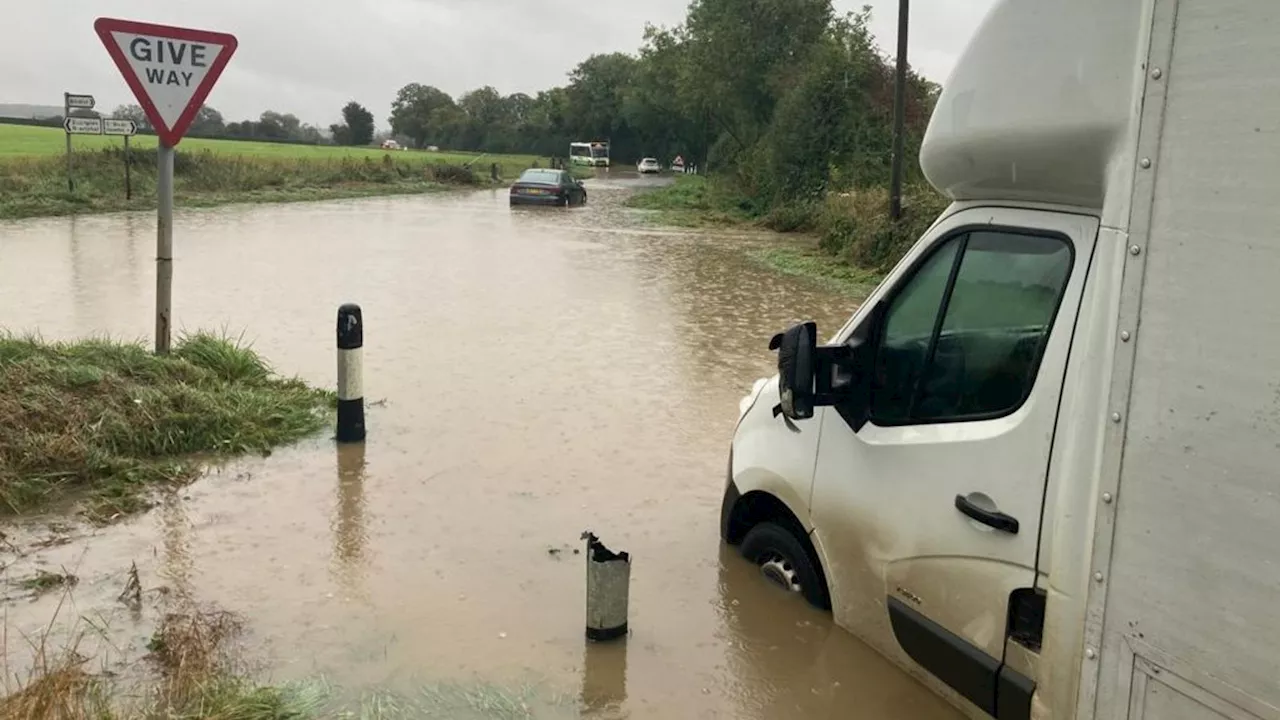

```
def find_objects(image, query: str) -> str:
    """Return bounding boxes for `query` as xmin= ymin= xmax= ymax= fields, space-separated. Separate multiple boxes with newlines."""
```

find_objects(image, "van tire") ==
xmin=740 ymin=522 xmax=830 ymax=610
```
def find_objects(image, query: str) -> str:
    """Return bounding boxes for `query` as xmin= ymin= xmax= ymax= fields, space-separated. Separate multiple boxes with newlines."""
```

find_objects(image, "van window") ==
xmin=871 ymin=230 xmax=1072 ymax=425
xmin=870 ymin=238 xmax=961 ymax=424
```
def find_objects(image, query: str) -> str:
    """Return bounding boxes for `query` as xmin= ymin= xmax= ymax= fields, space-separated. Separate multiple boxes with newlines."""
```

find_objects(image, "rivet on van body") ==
xmin=1086 ymin=648 xmax=1097 ymax=660
xmin=1094 ymin=572 xmax=1105 ymax=583
xmin=1120 ymin=331 xmax=1131 ymax=342
xmin=1111 ymin=412 xmax=1122 ymax=423
xmin=1140 ymin=158 xmax=1152 ymax=169
xmin=1102 ymin=492 xmax=1114 ymax=504
xmin=1129 ymin=245 xmax=1142 ymax=256
xmin=1151 ymin=68 xmax=1163 ymax=80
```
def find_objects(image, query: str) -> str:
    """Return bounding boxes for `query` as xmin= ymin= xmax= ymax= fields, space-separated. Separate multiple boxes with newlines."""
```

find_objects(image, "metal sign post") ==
xmin=124 ymin=136 xmax=132 ymax=200
xmin=62 ymin=93 xmax=94 ymax=192
xmin=63 ymin=93 xmax=72 ymax=192
xmin=94 ymin=17 xmax=238 ymax=354
xmin=156 ymin=144 xmax=174 ymax=353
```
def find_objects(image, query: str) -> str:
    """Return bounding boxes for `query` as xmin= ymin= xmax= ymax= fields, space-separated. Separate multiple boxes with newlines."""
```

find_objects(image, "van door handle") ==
xmin=954 ymin=494 xmax=1020 ymax=534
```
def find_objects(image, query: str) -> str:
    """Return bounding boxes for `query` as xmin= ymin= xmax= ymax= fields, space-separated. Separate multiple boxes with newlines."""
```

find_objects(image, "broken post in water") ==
xmin=582 ymin=531 xmax=631 ymax=641
xmin=336 ymin=303 xmax=365 ymax=443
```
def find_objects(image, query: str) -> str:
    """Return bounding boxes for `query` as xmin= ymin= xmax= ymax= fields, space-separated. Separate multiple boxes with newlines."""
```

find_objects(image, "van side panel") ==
xmin=1087 ymin=1 xmax=1280 ymax=718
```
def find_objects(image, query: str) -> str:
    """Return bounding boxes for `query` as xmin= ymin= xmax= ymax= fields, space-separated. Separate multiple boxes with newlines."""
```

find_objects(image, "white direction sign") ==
xmin=94 ymin=18 xmax=238 ymax=147
xmin=66 ymin=94 xmax=96 ymax=110
xmin=64 ymin=117 xmax=104 ymax=135
xmin=102 ymin=119 xmax=138 ymax=136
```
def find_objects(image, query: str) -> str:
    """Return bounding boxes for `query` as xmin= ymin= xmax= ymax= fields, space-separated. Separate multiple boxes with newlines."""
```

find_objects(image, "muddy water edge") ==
xmin=0 ymin=173 xmax=961 ymax=718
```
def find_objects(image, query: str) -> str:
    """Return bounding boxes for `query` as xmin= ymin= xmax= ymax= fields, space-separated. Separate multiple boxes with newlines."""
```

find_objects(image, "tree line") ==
xmin=109 ymin=101 xmax=376 ymax=147
xmin=386 ymin=0 xmax=936 ymax=207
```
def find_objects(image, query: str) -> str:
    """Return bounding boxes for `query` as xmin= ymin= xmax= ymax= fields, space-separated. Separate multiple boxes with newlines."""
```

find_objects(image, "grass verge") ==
xmin=624 ymin=175 xmax=753 ymax=227
xmin=0 ymin=142 xmax=543 ymax=221
xmin=628 ymin=176 xmax=950 ymax=290
xmin=750 ymin=247 xmax=884 ymax=297
xmin=0 ymin=332 xmax=332 ymax=521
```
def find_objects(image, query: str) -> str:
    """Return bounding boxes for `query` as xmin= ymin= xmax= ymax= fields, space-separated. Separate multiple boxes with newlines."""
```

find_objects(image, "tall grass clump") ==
xmin=815 ymin=184 xmax=949 ymax=273
xmin=0 ymin=600 xmax=326 ymax=719
xmin=0 ymin=331 xmax=332 ymax=519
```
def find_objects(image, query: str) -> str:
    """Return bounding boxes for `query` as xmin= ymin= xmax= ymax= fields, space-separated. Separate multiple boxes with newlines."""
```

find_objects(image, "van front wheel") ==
xmin=740 ymin=522 xmax=829 ymax=610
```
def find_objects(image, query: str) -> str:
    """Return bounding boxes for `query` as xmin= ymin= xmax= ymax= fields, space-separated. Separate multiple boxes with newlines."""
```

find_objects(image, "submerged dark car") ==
xmin=509 ymin=168 xmax=587 ymax=207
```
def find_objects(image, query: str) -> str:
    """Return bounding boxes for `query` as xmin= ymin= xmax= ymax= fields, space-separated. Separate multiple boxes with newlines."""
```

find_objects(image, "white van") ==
xmin=722 ymin=1 xmax=1280 ymax=719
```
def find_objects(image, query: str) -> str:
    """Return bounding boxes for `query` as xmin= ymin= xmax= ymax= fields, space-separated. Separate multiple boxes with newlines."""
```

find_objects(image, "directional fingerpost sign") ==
xmin=66 ymin=94 xmax=96 ymax=110
xmin=64 ymin=117 xmax=104 ymax=135
xmin=94 ymin=18 xmax=237 ymax=147
xmin=94 ymin=17 xmax=238 ymax=356
xmin=102 ymin=119 xmax=137 ymax=137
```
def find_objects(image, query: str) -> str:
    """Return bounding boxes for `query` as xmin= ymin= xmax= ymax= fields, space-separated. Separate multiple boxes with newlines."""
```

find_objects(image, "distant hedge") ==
xmin=0 ymin=117 xmax=327 ymax=147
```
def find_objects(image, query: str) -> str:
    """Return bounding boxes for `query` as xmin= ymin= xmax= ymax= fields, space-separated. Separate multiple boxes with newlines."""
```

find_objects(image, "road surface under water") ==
xmin=0 ymin=174 xmax=961 ymax=719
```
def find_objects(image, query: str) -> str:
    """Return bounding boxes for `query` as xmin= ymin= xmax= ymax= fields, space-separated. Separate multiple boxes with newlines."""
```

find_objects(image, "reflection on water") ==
xmin=581 ymin=639 xmax=627 ymax=716
xmin=0 ymin=179 xmax=959 ymax=719
xmin=332 ymin=442 xmax=370 ymax=596
xmin=159 ymin=495 xmax=196 ymax=606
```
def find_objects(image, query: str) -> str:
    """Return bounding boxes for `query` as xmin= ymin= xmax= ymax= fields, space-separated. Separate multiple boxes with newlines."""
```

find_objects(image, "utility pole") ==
xmin=889 ymin=0 xmax=910 ymax=222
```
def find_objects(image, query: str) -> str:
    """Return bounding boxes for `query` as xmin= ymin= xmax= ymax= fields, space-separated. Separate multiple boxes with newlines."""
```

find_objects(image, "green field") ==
xmin=0 ymin=123 xmax=539 ymax=167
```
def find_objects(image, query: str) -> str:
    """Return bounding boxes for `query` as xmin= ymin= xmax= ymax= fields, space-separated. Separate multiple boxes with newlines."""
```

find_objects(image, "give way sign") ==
xmin=94 ymin=18 xmax=238 ymax=147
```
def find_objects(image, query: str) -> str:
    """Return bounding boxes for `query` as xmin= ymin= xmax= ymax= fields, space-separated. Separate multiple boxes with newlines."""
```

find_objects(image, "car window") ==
xmin=519 ymin=169 xmax=560 ymax=184
xmin=870 ymin=230 xmax=1072 ymax=425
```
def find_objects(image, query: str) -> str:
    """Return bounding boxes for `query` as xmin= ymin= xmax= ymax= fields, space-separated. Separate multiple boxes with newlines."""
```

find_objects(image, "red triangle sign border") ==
xmin=93 ymin=17 xmax=238 ymax=147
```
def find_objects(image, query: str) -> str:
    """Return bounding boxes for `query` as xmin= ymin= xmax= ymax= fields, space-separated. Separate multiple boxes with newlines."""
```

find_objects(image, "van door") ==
xmin=809 ymin=207 xmax=1098 ymax=718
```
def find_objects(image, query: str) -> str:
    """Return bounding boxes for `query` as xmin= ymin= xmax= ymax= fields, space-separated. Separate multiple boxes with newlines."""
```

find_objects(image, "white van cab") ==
xmin=722 ymin=1 xmax=1280 ymax=719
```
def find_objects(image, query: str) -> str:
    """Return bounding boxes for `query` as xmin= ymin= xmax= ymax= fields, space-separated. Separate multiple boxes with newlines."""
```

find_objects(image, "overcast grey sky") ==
xmin=9 ymin=0 xmax=996 ymax=128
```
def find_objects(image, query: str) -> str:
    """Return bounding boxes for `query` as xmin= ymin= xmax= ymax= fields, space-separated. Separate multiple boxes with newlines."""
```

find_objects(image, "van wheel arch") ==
xmin=724 ymin=490 xmax=831 ymax=611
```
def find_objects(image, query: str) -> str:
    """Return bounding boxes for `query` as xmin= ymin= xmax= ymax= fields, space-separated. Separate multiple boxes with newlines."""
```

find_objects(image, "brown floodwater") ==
xmin=0 ymin=173 xmax=960 ymax=718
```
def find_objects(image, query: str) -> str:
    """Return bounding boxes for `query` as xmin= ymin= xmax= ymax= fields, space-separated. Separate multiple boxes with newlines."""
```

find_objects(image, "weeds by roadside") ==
xmin=0 ymin=578 xmax=581 ymax=719
xmin=813 ymin=185 xmax=949 ymax=274
xmin=0 ymin=147 xmax=514 ymax=220
xmin=628 ymin=175 xmax=949 ymax=292
xmin=0 ymin=332 xmax=332 ymax=521
xmin=17 ymin=569 xmax=78 ymax=596
xmin=0 ymin=584 xmax=323 ymax=720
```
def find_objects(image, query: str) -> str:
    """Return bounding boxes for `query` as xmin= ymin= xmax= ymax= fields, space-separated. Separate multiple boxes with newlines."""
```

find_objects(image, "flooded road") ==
xmin=0 ymin=174 xmax=960 ymax=718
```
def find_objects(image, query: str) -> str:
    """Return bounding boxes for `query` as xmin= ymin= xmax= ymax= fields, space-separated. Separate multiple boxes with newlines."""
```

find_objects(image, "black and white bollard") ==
xmin=336 ymin=303 xmax=365 ymax=443
xmin=582 ymin=531 xmax=631 ymax=641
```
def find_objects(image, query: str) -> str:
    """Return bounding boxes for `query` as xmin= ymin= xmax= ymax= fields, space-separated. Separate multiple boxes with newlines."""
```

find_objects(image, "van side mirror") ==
xmin=770 ymin=322 xmax=819 ymax=420
xmin=769 ymin=302 xmax=885 ymax=426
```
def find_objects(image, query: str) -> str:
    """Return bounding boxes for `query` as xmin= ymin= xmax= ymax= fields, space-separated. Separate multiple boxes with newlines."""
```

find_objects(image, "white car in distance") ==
xmin=637 ymin=157 xmax=660 ymax=174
